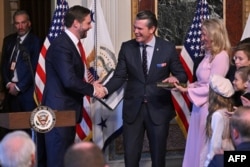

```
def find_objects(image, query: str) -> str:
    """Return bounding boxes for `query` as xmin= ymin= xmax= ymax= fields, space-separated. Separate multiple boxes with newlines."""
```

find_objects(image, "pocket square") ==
xmin=157 ymin=63 xmax=167 ymax=67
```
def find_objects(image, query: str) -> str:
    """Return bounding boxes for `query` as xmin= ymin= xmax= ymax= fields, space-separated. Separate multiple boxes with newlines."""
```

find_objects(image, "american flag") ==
xmin=171 ymin=0 xmax=209 ymax=137
xmin=75 ymin=40 xmax=95 ymax=141
xmin=35 ymin=0 xmax=69 ymax=103
xmin=35 ymin=0 xmax=94 ymax=141
xmin=86 ymin=0 xmax=123 ymax=149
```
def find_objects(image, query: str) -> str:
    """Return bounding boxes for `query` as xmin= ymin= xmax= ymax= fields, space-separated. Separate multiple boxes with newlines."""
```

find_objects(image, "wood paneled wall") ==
xmin=20 ymin=0 xmax=51 ymax=40
xmin=226 ymin=0 xmax=243 ymax=46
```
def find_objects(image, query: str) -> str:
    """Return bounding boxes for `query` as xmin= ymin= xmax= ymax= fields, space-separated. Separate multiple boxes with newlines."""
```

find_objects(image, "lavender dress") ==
xmin=182 ymin=50 xmax=229 ymax=167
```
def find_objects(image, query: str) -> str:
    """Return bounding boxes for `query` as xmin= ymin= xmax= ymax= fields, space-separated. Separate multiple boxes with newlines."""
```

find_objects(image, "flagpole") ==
xmin=199 ymin=0 xmax=206 ymax=58
xmin=93 ymin=0 xmax=98 ymax=80
xmin=93 ymin=0 xmax=106 ymax=147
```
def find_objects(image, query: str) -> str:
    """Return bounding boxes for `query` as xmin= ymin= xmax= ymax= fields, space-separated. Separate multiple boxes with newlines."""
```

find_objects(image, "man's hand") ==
xmin=8 ymin=82 xmax=19 ymax=96
xmin=241 ymin=96 xmax=250 ymax=106
xmin=93 ymin=81 xmax=107 ymax=99
xmin=162 ymin=76 xmax=179 ymax=84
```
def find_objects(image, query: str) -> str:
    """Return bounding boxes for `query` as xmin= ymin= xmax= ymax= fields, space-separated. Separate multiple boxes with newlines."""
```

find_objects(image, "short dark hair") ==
xmin=238 ymin=37 xmax=250 ymax=45
xmin=64 ymin=5 xmax=91 ymax=28
xmin=13 ymin=10 xmax=30 ymax=21
xmin=136 ymin=10 xmax=158 ymax=29
xmin=233 ymin=42 xmax=250 ymax=61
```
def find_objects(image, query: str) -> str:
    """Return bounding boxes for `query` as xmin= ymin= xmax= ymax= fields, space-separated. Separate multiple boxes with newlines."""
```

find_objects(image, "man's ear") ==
xmin=72 ymin=20 xmax=80 ymax=29
xmin=244 ymin=81 xmax=248 ymax=88
xmin=149 ymin=26 xmax=156 ymax=34
xmin=232 ymin=128 xmax=239 ymax=140
xmin=31 ymin=153 xmax=36 ymax=166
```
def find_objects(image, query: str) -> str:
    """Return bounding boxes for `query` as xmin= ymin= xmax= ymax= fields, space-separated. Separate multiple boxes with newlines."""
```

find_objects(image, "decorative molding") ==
xmin=131 ymin=0 xmax=157 ymax=38
xmin=131 ymin=0 xmax=138 ymax=38
xmin=9 ymin=0 xmax=19 ymax=24
xmin=243 ymin=0 xmax=250 ymax=27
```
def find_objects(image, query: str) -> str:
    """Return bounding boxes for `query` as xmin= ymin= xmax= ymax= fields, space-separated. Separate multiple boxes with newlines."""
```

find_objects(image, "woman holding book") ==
xmin=174 ymin=18 xmax=231 ymax=167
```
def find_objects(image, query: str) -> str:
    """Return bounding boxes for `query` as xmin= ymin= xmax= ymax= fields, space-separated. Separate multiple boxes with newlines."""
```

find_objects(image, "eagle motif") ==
xmin=36 ymin=114 xmax=49 ymax=126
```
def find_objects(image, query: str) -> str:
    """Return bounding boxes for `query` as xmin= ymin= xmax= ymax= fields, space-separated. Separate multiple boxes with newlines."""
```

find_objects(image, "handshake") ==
xmin=92 ymin=81 xmax=107 ymax=99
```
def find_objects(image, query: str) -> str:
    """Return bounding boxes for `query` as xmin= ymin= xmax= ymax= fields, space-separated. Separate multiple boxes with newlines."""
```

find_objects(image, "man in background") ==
xmin=0 ymin=130 xmax=36 ymax=167
xmin=64 ymin=142 xmax=109 ymax=167
xmin=208 ymin=106 xmax=250 ymax=167
xmin=0 ymin=10 xmax=42 ymax=139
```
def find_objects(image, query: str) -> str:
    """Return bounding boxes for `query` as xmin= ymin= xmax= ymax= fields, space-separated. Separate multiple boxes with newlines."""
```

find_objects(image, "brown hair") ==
xmin=206 ymin=86 xmax=234 ymax=139
xmin=235 ymin=66 xmax=250 ymax=83
xmin=233 ymin=43 xmax=250 ymax=61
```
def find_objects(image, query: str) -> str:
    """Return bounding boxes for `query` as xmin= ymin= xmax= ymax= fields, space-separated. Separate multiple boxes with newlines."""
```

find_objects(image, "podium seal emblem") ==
xmin=30 ymin=106 xmax=56 ymax=133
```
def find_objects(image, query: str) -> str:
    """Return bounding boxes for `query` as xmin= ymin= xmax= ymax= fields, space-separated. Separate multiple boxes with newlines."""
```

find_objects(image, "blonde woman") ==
xmin=175 ymin=18 xmax=231 ymax=167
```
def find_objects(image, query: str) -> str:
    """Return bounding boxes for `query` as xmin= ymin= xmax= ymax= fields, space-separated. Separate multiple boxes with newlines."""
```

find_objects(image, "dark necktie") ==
xmin=11 ymin=37 xmax=21 ymax=62
xmin=142 ymin=44 xmax=148 ymax=78
xmin=9 ymin=37 xmax=21 ymax=79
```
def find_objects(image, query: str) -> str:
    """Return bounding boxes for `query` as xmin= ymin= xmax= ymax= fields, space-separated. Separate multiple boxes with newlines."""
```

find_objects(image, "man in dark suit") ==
xmin=98 ymin=10 xmax=187 ymax=167
xmin=37 ymin=6 xmax=104 ymax=167
xmin=1 ymin=10 xmax=42 ymax=138
xmin=208 ymin=106 xmax=250 ymax=167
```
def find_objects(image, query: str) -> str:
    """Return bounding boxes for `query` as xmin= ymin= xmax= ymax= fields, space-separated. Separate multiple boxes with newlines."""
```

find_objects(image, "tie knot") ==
xmin=77 ymin=40 xmax=81 ymax=46
xmin=15 ymin=37 xmax=21 ymax=50
xmin=142 ymin=44 xmax=147 ymax=49
xmin=16 ymin=37 xmax=21 ymax=43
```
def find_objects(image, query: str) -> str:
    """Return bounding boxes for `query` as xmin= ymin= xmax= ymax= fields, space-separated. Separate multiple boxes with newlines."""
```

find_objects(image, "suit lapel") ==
xmin=8 ymin=35 xmax=18 ymax=57
xmin=63 ymin=33 xmax=85 ymax=76
xmin=63 ymin=32 xmax=82 ymax=63
xmin=131 ymin=41 xmax=145 ymax=81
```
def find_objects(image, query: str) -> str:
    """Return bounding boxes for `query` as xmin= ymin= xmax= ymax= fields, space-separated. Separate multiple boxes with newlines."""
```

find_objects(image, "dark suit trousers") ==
xmin=37 ymin=126 xmax=76 ymax=167
xmin=123 ymin=103 xmax=169 ymax=167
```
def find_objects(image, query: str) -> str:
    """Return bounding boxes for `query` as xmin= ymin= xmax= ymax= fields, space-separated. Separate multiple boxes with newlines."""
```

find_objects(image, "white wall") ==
xmin=68 ymin=0 xmax=87 ymax=7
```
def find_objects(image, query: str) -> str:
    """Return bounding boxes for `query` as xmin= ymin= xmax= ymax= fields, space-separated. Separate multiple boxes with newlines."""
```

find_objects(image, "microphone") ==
xmin=19 ymin=44 xmax=29 ymax=61
xmin=19 ymin=44 xmax=36 ymax=90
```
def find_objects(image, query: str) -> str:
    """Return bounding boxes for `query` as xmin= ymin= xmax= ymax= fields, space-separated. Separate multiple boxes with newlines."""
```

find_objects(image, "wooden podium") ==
xmin=0 ymin=110 xmax=76 ymax=130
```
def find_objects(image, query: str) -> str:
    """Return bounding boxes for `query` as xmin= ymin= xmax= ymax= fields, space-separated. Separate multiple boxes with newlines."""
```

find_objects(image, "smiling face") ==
xmin=133 ymin=19 xmax=155 ymax=44
xmin=247 ymin=76 xmax=250 ymax=92
xmin=234 ymin=50 xmax=250 ymax=69
xmin=201 ymin=27 xmax=212 ymax=50
xmin=233 ymin=72 xmax=247 ymax=92
xmin=78 ymin=14 xmax=92 ymax=39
